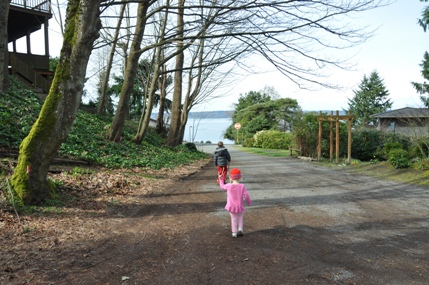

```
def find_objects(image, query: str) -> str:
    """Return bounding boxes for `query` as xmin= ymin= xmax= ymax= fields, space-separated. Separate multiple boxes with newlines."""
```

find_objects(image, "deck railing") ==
xmin=10 ymin=0 xmax=51 ymax=13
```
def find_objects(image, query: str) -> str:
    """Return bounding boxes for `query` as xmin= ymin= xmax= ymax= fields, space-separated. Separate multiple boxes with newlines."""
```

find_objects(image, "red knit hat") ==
xmin=229 ymin=168 xmax=241 ymax=180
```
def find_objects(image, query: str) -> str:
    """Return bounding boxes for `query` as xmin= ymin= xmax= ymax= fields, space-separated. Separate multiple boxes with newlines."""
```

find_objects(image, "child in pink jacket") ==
xmin=219 ymin=168 xmax=252 ymax=238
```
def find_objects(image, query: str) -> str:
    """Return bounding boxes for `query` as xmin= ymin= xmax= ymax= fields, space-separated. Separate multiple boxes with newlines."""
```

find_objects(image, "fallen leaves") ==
xmin=0 ymin=157 xmax=212 ymax=284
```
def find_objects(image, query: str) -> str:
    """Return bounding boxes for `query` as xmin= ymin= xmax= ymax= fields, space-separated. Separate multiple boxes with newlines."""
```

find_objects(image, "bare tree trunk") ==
xmin=0 ymin=0 xmax=9 ymax=93
xmin=166 ymin=0 xmax=185 ymax=147
xmin=179 ymin=34 xmax=205 ymax=142
xmin=54 ymin=0 xmax=65 ymax=36
xmin=133 ymin=55 xmax=160 ymax=144
xmin=118 ymin=4 xmax=132 ymax=72
xmin=98 ymin=2 xmax=127 ymax=115
xmin=133 ymin=2 xmax=169 ymax=144
xmin=10 ymin=0 xmax=101 ymax=205
xmin=108 ymin=1 xmax=150 ymax=142
xmin=133 ymin=52 xmax=155 ymax=143
xmin=156 ymin=64 xmax=167 ymax=135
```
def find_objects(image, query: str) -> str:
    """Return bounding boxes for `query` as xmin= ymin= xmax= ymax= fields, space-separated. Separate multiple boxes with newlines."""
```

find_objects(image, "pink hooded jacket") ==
xmin=219 ymin=180 xmax=252 ymax=212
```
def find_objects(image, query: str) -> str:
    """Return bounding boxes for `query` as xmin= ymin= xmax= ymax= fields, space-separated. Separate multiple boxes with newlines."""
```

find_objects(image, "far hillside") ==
xmin=153 ymin=110 xmax=234 ymax=119
xmin=188 ymin=110 xmax=234 ymax=119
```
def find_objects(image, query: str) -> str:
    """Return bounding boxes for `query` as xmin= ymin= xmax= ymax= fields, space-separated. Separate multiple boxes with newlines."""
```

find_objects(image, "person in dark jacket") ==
xmin=214 ymin=141 xmax=231 ymax=184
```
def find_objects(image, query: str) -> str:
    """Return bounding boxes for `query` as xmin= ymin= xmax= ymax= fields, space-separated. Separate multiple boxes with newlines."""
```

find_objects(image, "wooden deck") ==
xmin=8 ymin=0 xmax=53 ymax=94
xmin=10 ymin=0 xmax=51 ymax=13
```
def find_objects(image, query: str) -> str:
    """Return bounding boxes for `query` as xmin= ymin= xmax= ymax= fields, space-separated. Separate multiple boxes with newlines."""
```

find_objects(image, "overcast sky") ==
xmin=197 ymin=0 xmax=429 ymax=112
xmin=12 ymin=0 xmax=428 ymax=112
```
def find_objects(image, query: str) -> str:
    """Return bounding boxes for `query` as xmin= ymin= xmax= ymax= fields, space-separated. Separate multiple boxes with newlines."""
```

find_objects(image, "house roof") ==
xmin=371 ymin=107 xmax=429 ymax=118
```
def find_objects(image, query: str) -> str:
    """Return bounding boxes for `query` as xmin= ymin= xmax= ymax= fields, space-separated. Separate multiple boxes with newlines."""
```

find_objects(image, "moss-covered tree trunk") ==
xmin=10 ymin=0 xmax=101 ymax=205
xmin=0 ymin=0 xmax=9 ymax=93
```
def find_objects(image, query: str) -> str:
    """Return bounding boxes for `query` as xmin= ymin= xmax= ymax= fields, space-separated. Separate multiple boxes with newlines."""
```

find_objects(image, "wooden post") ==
xmin=348 ymin=115 xmax=353 ymax=164
xmin=318 ymin=111 xmax=322 ymax=161
xmin=317 ymin=111 xmax=355 ymax=164
xmin=335 ymin=111 xmax=340 ymax=164
xmin=26 ymin=31 xmax=31 ymax=54
xmin=329 ymin=111 xmax=333 ymax=162
xmin=44 ymin=18 xmax=50 ymax=56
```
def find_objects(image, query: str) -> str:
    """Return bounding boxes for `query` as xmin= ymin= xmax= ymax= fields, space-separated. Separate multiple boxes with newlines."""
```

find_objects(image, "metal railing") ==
xmin=10 ymin=0 xmax=51 ymax=13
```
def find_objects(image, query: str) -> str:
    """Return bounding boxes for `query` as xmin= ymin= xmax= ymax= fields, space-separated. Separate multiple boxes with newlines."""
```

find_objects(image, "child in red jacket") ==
xmin=214 ymin=141 xmax=231 ymax=184
xmin=219 ymin=168 xmax=252 ymax=238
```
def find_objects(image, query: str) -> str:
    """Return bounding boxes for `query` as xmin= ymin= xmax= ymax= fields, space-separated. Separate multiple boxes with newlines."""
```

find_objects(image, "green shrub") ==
xmin=388 ymin=149 xmax=410 ymax=169
xmin=384 ymin=142 xmax=403 ymax=153
xmin=0 ymin=77 xmax=42 ymax=149
xmin=262 ymin=134 xmax=291 ymax=149
xmin=379 ymin=142 xmax=404 ymax=160
xmin=413 ymin=158 xmax=429 ymax=171
xmin=351 ymin=129 xmax=384 ymax=161
xmin=184 ymin=142 xmax=197 ymax=151
xmin=382 ymin=132 xmax=411 ymax=149
xmin=409 ymin=137 xmax=429 ymax=159
xmin=374 ymin=132 xmax=411 ymax=160
xmin=242 ymin=138 xmax=254 ymax=147
xmin=253 ymin=130 xmax=292 ymax=149
xmin=253 ymin=130 xmax=269 ymax=148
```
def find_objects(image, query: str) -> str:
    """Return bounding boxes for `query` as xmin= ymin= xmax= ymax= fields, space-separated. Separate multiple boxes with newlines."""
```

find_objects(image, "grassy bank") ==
xmin=0 ymin=78 xmax=209 ymax=172
xmin=240 ymin=147 xmax=293 ymax=157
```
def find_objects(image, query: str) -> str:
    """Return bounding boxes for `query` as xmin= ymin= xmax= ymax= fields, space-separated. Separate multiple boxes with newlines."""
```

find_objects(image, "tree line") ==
xmin=224 ymin=70 xmax=424 ymax=167
xmin=0 ymin=0 xmax=402 ymax=205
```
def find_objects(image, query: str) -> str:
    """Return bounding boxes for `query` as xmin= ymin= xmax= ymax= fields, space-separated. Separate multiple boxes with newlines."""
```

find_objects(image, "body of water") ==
xmin=185 ymin=117 xmax=234 ymax=144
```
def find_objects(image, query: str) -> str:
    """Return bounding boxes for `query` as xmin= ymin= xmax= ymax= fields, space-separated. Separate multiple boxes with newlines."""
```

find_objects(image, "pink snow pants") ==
xmin=229 ymin=212 xmax=244 ymax=233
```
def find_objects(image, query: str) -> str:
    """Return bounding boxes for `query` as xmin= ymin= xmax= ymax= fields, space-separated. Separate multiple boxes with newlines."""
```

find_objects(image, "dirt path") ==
xmin=2 ymin=145 xmax=429 ymax=284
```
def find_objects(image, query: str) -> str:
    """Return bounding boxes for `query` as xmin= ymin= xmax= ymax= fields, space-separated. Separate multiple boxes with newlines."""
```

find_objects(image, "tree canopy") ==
xmin=412 ymin=1 xmax=429 ymax=106
xmin=418 ymin=0 xmax=429 ymax=32
xmin=4 ymin=0 xmax=393 ymax=205
xmin=224 ymin=89 xmax=300 ymax=142
xmin=412 ymin=52 xmax=429 ymax=107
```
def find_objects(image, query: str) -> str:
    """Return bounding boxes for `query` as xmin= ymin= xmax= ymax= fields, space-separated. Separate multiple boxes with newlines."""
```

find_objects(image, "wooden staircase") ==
xmin=8 ymin=0 xmax=53 ymax=99
xmin=9 ymin=52 xmax=52 ymax=97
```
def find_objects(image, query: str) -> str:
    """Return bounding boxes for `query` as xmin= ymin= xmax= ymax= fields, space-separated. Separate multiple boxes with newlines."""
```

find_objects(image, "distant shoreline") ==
xmin=154 ymin=109 xmax=345 ymax=120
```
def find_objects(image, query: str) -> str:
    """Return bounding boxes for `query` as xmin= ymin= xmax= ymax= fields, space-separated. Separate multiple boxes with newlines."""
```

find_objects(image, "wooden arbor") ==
xmin=317 ymin=111 xmax=355 ymax=164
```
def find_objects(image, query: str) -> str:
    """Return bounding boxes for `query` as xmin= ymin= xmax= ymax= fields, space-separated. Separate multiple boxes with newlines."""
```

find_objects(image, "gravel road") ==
xmin=194 ymin=143 xmax=429 ymax=284
xmin=6 ymin=143 xmax=427 ymax=284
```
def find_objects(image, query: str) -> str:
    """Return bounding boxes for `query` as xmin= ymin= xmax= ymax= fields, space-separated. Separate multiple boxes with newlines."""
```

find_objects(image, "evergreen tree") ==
xmin=411 ymin=52 xmax=429 ymax=107
xmin=234 ymin=90 xmax=272 ymax=112
xmin=224 ymin=89 xmax=299 ymax=141
xmin=347 ymin=70 xmax=392 ymax=128
xmin=412 ymin=2 xmax=429 ymax=106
